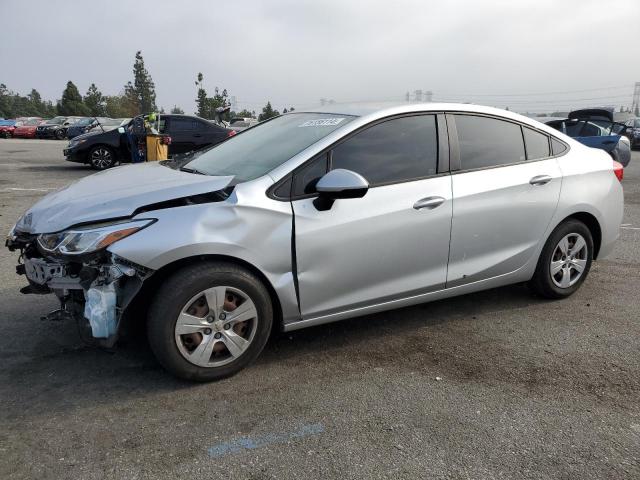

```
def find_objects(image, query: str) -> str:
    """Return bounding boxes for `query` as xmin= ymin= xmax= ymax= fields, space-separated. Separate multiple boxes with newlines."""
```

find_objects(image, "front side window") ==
xmin=330 ymin=115 xmax=438 ymax=185
xmin=455 ymin=115 xmax=525 ymax=169
xmin=523 ymin=127 xmax=550 ymax=160
xmin=185 ymin=113 xmax=355 ymax=182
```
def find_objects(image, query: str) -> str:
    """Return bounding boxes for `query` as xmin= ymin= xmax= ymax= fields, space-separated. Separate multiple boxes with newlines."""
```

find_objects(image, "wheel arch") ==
xmin=557 ymin=212 xmax=602 ymax=259
xmin=123 ymin=254 xmax=284 ymax=335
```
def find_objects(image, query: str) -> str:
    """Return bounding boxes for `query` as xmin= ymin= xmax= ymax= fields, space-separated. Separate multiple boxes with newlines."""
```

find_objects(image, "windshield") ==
xmin=75 ymin=117 xmax=95 ymax=126
xmin=185 ymin=113 xmax=355 ymax=181
xmin=25 ymin=119 xmax=40 ymax=126
xmin=48 ymin=117 xmax=66 ymax=125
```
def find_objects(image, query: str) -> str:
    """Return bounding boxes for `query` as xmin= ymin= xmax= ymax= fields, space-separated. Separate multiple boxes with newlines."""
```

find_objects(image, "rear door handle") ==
xmin=413 ymin=196 xmax=445 ymax=210
xmin=529 ymin=175 xmax=552 ymax=186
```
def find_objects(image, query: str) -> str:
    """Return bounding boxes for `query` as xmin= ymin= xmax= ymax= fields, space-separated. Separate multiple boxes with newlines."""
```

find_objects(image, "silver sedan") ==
xmin=7 ymin=103 xmax=624 ymax=381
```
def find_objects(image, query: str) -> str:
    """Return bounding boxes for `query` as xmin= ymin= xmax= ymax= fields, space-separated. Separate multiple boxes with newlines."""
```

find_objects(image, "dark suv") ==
xmin=63 ymin=114 xmax=233 ymax=169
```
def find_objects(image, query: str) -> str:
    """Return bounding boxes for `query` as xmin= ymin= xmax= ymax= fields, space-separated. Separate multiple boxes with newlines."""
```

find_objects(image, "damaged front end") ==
xmin=6 ymin=220 xmax=154 ymax=347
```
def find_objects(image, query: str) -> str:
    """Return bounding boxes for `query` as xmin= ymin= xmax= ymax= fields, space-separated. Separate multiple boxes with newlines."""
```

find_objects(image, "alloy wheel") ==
xmin=174 ymin=286 xmax=258 ymax=368
xmin=550 ymin=233 xmax=588 ymax=288
xmin=90 ymin=148 xmax=113 ymax=169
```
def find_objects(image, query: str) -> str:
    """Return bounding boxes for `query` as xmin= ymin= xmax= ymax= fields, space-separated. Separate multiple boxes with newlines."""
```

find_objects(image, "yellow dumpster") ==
xmin=146 ymin=134 xmax=169 ymax=161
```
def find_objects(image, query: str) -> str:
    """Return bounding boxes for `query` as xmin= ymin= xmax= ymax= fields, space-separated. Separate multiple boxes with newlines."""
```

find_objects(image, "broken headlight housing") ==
xmin=37 ymin=219 xmax=155 ymax=255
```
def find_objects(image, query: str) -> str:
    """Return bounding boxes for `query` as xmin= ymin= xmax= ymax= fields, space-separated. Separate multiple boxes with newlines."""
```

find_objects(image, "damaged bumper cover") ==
xmin=7 ymin=228 xmax=153 ymax=347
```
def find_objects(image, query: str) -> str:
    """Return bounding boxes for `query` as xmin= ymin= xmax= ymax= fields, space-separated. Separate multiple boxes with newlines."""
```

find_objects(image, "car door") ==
xmin=199 ymin=121 xmax=229 ymax=148
xmin=291 ymin=114 xmax=453 ymax=319
xmin=166 ymin=116 xmax=197 ymax=154
xmin=446 ymin=114 xmax=562 ymax=287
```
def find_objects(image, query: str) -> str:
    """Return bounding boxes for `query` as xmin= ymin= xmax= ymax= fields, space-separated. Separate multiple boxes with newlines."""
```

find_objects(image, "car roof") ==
xmin=294 ymin=102 xmax=559 ymax=130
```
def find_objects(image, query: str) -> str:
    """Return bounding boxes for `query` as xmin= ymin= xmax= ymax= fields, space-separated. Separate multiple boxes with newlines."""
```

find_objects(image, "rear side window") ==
xmin=330 ymin=115 xmax=438 ymax=185
xmin=551 ymin=138 xmax=568 ymax=155
xmin=523 ymin=127 xmax=550 ymax=160
xmin=171 ymin=118 xmax=197 ymax=131
xmin=454 ymin=115 xmax=525 ymax=169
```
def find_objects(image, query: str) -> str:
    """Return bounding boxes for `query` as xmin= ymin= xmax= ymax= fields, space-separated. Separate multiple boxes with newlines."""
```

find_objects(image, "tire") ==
xmin=147 ymin=262 xmax=273 ymax=381
xmin=89 ymin=146 xmax=116 ymax=170
xmin=1 ymin=131 xmax=9 ymax=139
xmin=54 ymin=129 xmax=65 ymax=140
xmin=529 ymin=219 xmax=593 ymax=299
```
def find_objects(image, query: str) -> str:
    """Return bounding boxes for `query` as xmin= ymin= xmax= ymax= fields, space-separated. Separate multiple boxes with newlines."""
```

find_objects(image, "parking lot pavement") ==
xmin=0 ymin=138 xmax=638 ymax=480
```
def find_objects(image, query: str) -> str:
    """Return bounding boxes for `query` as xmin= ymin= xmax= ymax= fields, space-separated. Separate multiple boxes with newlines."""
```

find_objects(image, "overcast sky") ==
xmin=1 ymin=0 xmax=638 ymax=114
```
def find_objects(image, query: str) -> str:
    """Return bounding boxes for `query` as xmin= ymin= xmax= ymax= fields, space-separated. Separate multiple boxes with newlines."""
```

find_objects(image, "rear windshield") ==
xmin=185 ymin=113 xmax=355 ymax=182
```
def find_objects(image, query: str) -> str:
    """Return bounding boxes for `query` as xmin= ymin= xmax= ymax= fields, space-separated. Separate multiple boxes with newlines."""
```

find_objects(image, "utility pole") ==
xmin=632 ymin=82 xmax=640 ymax=116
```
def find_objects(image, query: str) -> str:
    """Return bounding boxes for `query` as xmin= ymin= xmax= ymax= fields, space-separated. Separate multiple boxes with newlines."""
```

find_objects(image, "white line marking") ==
xmin=3 ymin=187 xmax=56 ymax=192
xmin=621 ymin=226 xmax=640 ymax=230
xmin=621 ymin=223 xmax=631 ymax=226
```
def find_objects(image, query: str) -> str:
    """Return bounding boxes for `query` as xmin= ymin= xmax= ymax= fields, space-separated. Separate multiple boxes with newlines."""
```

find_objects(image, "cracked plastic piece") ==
xmin=84 ymin=282 xmax=117 ymax=338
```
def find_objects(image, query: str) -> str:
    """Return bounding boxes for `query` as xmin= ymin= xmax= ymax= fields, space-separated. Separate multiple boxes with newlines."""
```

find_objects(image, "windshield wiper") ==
xmin=180 ymin=166 xmax=206 ymax=175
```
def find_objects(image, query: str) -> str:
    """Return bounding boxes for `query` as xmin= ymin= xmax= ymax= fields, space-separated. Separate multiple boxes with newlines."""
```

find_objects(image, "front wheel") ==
xmin=54 ymin=129 xmax=65 ymax=140
xmin=147 ymin=262 xmax=273 ymax=381
xmin=89 ymin=146 xmax=116 ymax=170
xmin=529 ymin=219 xmax=593 ymax=299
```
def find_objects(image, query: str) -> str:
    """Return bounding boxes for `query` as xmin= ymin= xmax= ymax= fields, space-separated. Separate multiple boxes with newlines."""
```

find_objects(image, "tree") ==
xmin=258 ymin=101 xmax=279 ymax=121
xmin=57 ymin=81 xmax=90 ymax=116
xmin=104 ymin=93 xmax=138 ymax=118
xmin=124 ymin=51 xmax=157 ymax=115
xmin=194 ymin=73 xmax=229 ymax=119
xmin=83 ymin=83 xmax=106 ymax=116
xmin=235 ymin=109 xmax=255 ymax=118
xmin=170 ymin=105 xmax=184 ymax=114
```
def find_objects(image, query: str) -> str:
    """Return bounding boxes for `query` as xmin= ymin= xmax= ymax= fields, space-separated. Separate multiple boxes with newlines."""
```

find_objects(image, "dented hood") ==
xmin=16 ymin=162 xmax=234 ymax=233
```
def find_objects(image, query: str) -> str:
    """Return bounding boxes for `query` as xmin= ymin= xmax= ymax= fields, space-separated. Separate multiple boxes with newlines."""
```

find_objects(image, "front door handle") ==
xmin=529 ymin=175 xmax=552 ymax=186
xmin=193 ymin=133 xmax=202 ymax=138
xmin=413 ymin=196 xmax=445 ymax=210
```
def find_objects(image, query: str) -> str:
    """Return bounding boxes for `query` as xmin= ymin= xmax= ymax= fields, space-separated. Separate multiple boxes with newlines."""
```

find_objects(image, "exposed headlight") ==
xmin=37 ymin=219 xmax=155 ymax=255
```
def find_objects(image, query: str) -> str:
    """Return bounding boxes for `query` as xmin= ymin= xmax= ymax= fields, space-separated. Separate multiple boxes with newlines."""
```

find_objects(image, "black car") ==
xmin=63 ymin=114 xmax=233 ymax=169
xmin=36 ymin=116 xmax=82 ymax=140
xmin=624 ymin=118 xmax=640 ymax=149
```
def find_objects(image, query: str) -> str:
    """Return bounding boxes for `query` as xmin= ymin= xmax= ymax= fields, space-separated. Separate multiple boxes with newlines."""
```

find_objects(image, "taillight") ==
xmin=613 ymin=160 xmax=623 ymax=182
xmin=227 ymin=130 xmax=236 ymax=137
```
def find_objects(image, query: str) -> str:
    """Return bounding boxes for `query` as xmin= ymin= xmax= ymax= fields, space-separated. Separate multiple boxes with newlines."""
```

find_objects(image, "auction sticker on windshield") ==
xmin=298 ymin=118 xmax=345 ymax=127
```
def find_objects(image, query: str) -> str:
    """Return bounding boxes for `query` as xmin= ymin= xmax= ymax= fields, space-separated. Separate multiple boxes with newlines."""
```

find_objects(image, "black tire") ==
xmin=1 ymin=131 xmax=9 ymax=139
xmin=88 ymin=146 xmax=116 ymax=170
xmin=147 ymin=262 xmax=273 ymax=381
xmin=54 ymin=129 xmax=65 ymax=140
xmin=529 ymin=219 xmax=594 ymax=299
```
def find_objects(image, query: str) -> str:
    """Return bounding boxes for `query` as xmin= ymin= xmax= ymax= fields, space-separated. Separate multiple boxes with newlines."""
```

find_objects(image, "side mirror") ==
xmin=117 ymin=127 xmax=125 ymax=134
xmin=314 ymin=169 xmax=369 ymax=211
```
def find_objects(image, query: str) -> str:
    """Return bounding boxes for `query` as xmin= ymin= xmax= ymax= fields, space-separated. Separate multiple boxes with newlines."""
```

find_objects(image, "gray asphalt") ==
xmin=0 ymin=139 xmax=638 ymax=479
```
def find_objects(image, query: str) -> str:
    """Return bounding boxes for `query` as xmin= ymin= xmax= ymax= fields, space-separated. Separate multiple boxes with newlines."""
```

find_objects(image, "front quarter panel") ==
xmin=107 ymin=176 xmax=300 ymax=322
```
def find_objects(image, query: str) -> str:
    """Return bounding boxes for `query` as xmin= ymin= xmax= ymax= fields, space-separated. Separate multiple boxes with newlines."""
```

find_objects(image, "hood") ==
xmin=15 ymin=162 xmax=234 ymax=234
xmin=569 ymin=107 xmax=614 ymax=122
xmin=70 ymin=129 xmax=104 ymax=142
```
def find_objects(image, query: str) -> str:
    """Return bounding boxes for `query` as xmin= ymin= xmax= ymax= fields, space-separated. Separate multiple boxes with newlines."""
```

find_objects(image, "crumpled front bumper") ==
xmin=7 ymin=231 xmax=152 ymax=347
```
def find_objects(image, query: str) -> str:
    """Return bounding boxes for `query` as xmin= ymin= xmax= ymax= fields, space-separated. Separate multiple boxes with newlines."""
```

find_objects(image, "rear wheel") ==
xmin=147 ymin=262 xmax=273 ymax=381
xmin=89 ymin=146 xmax=116 ymax=170
xmin=529 ymin=219 xmax=593 ymax=299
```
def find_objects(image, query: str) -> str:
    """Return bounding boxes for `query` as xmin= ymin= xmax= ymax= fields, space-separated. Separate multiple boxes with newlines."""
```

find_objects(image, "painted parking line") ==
xmin=621 ymin=226 xmax=640 ymax=230
xmin=207 ymin=423 xmax=324 ymax=458
xmin=2 ymin=187 xmax=56 ymax=192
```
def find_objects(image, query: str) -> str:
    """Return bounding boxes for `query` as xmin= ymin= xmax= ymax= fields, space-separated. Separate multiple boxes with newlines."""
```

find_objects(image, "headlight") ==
xmin=37 ymin=219 xmax=155 ymax=255
xmin=69 ymin=138 xmax=86 ymax=147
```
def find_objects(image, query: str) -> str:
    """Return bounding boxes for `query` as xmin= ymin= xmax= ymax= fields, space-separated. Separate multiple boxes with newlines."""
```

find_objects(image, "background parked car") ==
xmin=64 ymin=114 xmax=233 ymax=169
xmin=87 ymin=117 xmax=131 ymax=134
xmin=0 ymin=119 xmax=18 ymax=138
xmin=36 ymin=116 xmax=82 ymax=139
xmin=12 ymin=118 xmax=44 ymax=138
xmin=623 ymin=118 xmax=640 ymax=149
xmin=66 ymin=117 xmax=109 ymax=139
xmin=541 ymin=108 xmax=631 ymax=167
xmin=228 ymin=117 xmax=259 ymax=133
